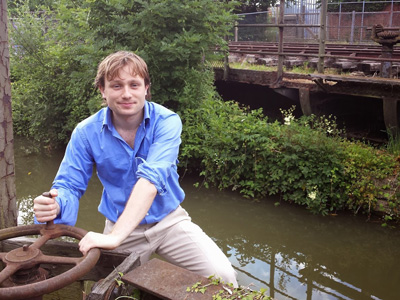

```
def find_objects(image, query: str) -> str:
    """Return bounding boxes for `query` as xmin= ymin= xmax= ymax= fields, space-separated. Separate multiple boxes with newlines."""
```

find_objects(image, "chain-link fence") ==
xmin=234 ymin=0 xmax=400 ymax=44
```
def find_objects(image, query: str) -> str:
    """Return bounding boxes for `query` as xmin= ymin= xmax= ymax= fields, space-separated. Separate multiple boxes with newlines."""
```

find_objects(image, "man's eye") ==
xmin=113 ymin=85 xmax=120 ymax=88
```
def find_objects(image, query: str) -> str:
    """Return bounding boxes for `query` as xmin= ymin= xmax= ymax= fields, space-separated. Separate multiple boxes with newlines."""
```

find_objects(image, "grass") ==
xmin=225 ymin=61 xmax=345 ymax=75
xmin=386 ymin=131 xmax=400 ymax=156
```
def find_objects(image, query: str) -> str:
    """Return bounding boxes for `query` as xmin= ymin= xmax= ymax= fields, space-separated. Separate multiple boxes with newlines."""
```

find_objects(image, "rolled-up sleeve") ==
xmin=136 ymin=114 xmax=181 ymax=195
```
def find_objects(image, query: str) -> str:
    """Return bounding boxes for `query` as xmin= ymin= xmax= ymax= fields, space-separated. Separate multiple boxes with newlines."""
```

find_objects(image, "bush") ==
xmin=180 ymin=99 xmax=400 ymax=220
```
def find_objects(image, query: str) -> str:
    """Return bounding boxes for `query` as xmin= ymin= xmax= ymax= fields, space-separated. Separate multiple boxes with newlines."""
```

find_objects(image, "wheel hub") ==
xmin=5 ymin=245 xmax=40 ymax=263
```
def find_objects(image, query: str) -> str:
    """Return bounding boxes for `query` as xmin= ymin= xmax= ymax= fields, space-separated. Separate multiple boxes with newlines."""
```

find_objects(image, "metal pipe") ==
xmin=236 ymin=24 xmax=321 ymax=28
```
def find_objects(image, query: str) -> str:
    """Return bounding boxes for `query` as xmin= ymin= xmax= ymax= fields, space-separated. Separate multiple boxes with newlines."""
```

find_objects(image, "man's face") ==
xmin=99 ymin=64 xmax=149 ymax=122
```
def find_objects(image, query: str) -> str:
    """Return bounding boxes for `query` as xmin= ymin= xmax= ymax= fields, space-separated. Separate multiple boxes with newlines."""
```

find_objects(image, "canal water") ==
xmin=13 ymin=138 xmax=400 ymax=300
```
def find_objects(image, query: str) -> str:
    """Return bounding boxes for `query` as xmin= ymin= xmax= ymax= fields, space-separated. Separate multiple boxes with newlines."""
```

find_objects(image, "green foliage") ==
xmin=180 ymin=99 xmax=400 ymax=221
xmin=343 ymin=139 xmax=398 ymax=214
xmin=10 ymin=1 xmax=102 ymax=147
xmin=234 ymin=0 xmax=277 ymax=14
xmin=113 ymin=272 xmax=141 ymax=299
xmin=236 ymin=11 xmax=277 ymax=42
xmin=7 ymin=0 xmax=57 ymax=12
xmin=186 ymin=276 xmax=271 ymax=300
xmin=386 ymin=131 xmax=400 ymax=157
xmin=10 ymin=0 xmax=238 ymax=147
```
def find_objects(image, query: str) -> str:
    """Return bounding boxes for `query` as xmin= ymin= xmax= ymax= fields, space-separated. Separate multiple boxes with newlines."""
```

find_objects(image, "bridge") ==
xmin=214 ymin=41 xmax=400 ymax=139
xmin=213 ymin=0 xmax=400 ymax=139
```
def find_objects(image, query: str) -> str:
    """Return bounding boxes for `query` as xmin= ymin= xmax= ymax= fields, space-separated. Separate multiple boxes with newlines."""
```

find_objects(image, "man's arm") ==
xmin=33 ymin=124 xmax=94 ymax=226
xmin=78 ymin=177 xmax=157 ymax=255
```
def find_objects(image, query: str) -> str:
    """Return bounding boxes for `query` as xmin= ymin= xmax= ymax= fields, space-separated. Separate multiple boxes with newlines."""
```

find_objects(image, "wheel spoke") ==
xmin=37 ymin=254 xmax=83 ymax=266
xmin=30 ymin=235 xmax=51 ymax=250
xmin=0 ymin=264 xmax=19 ymax=285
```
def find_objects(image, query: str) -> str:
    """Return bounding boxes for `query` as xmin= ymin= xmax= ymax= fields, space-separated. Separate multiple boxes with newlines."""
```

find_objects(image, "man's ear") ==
xmin=98 ymin=86 xmax=105 ymax=98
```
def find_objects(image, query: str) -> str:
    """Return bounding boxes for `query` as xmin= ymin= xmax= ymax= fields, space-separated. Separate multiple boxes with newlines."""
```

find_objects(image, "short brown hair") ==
xmin=94 ymin=51 xmax=151 ymax=99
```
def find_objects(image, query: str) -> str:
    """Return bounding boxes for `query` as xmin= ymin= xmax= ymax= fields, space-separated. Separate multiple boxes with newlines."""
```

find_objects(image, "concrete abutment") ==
xmin=383 ymin=97 xmax=399 ymax=136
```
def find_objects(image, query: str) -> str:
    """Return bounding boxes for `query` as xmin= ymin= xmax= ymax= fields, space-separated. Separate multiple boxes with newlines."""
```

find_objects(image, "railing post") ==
xmin=360 ymin=0 xmax=365 ymax=42
xmin=223 ymin=36 xmax=229 ymax=81
xmin=276 ymin=0 xmax=285 ymax=84
xmin=337 ymin=2 xmax=342 ymax=41
xmin=318 ymin=0 xmax=327 ymax=73
xmin=234 ymin=21 xmax=238 ymax=42
xmin=350 ymin=10 xmax=355 ymax=44
xmin=389 ymin=0 xmax=394 ymax=27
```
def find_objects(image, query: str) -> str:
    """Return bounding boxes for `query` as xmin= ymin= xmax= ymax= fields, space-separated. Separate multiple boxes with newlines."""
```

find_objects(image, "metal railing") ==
xmin=226 ymin=0 xmax=400 ymax=81
xmin=234 ymin=0 xmax=400 ymax=44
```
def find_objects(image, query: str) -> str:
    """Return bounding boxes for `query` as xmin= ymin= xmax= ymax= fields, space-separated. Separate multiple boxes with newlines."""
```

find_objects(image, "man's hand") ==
xmin=78 ymin=231 xmax=122 ymax=255
xmin=33 ymin=189 xmax=60 ymax=222
xmin=78 ymin=178 xmax=157 ymax=255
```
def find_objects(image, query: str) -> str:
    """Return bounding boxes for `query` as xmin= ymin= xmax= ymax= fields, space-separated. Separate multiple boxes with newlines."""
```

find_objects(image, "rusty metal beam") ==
xmin=228 ymin=50 xmax=400 ymax=63
xmin=122 ymin=258 xmax=224 ymax=300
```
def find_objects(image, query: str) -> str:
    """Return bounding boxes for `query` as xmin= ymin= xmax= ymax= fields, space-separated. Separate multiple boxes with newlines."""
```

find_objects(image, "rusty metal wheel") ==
xmin=0 ymin=221 xmax=100 ymax=299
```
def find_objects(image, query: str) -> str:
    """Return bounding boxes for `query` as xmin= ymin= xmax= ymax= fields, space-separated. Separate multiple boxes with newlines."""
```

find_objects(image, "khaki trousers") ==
xmin=103 ymin=205 xmax=238 ymax=286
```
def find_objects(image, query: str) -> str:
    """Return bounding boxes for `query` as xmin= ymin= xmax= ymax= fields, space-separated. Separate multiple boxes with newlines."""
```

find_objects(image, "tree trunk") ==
xmin=0 ymin=0 xmax=17 ymax=229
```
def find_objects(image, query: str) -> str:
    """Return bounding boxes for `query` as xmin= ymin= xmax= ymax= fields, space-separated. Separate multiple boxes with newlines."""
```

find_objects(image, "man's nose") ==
xmin=122 ymin=85 xmax=131 ymax=98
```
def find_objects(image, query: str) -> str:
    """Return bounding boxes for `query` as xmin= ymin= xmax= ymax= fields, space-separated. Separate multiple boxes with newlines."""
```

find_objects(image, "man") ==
xmin=33 ymin=51 xmax=237 ymax=286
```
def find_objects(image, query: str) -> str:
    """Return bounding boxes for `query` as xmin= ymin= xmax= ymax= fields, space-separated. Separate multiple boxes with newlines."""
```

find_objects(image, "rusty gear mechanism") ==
xmin=0 ymin=221 xmax=100 ymax=299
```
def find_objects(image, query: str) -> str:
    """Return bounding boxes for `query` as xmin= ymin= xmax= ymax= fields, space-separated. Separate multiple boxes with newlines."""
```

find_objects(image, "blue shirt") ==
xmin=50 ymin=101 xmax=185 ymax=226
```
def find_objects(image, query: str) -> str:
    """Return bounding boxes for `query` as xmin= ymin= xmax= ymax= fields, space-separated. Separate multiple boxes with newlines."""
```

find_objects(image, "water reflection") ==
xmin=14 ymin=138 xmax=400 ymax=300
xmin=182 ymin=180 xmax=400 ymax=300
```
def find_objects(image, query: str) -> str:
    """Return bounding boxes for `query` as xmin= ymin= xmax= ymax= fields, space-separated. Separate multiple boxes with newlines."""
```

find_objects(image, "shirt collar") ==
xmin=101 ymin=107 xmax=113 ymax=132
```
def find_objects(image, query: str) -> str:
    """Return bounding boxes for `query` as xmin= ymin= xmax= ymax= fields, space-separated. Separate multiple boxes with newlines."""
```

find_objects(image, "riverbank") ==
xmin=180 ymin=97 xmax=400 ymax=224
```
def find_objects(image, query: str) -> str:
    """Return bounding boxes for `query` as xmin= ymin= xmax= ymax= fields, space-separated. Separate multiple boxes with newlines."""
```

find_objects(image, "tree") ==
xmin=7 ymin=0 xmax=56 ymax=13
xmin=0 ymin=0 xmax=17 ymax=228
xmin=231 ymin=0 xmax=277 ymax=13
xmin=85 ymin=0 xmax=237 ymax=109
xmin=10 ymin=0 xmax=238 ymax=147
